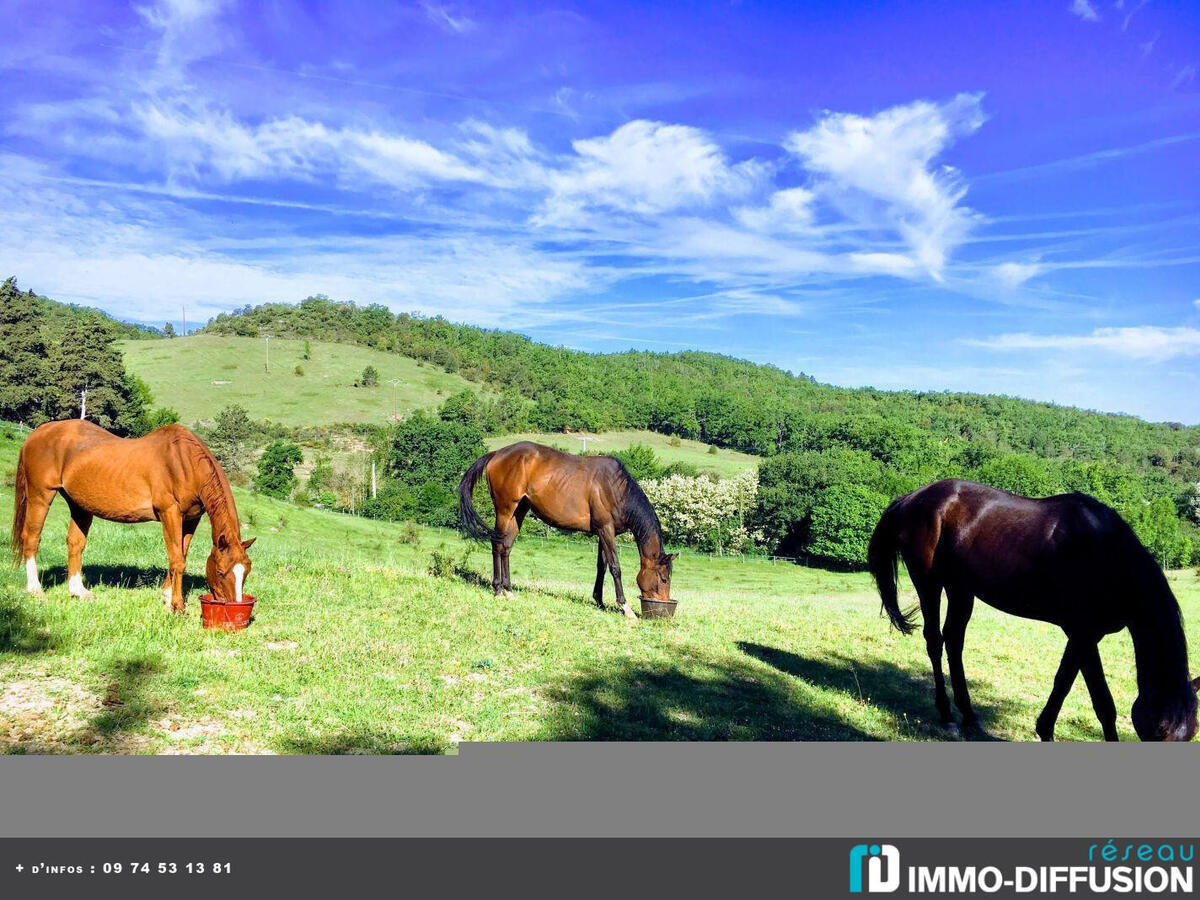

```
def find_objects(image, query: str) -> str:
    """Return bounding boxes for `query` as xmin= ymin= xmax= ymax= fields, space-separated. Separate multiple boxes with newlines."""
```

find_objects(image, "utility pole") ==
xmin=371 ymin=459 xmax=377 ymax=500
xmin=579 ymin=436 xmax=589 ymax=453
xmin=79 ymin=387 xmax=88 ymax=420
xmin=264 ymin=335 xmax=271 ymax=373
xmin=387 ymin=378 xmax=402 ymax=421
xmin=181 ymin=304 xmax=187 ymax=336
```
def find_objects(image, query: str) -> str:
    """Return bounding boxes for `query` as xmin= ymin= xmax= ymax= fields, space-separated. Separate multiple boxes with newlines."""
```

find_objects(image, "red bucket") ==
xmin=199 ymin=594 xmax=256 ymax=631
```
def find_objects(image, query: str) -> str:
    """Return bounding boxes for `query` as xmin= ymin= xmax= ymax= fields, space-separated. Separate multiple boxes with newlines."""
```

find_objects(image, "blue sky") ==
xmin=1 ymin=0 xmax=1198 ymax=422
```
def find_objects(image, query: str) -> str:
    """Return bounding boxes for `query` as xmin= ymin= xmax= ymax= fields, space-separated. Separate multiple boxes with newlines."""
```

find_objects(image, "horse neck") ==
xmin=1127 ymin=578 xmax=1190 ymax=697
xmin=634 ymin=529 xmax=663 ymax=566
xmin=194 ymin=446 xmax=241 ymax=547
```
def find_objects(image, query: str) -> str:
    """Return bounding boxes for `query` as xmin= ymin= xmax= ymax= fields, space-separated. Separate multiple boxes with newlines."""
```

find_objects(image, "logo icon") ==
xmin=849 ymin=843 xmax=901 ymax=893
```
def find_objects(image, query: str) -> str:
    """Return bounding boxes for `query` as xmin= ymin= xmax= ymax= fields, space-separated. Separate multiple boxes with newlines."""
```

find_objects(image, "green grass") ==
xmin=2 ymin=426 xmax=1198 ymax=752
xmin=122 ymin=334 xmax=477 ymax=427
xmin=487 ymin=430 xmax=760 ymax=478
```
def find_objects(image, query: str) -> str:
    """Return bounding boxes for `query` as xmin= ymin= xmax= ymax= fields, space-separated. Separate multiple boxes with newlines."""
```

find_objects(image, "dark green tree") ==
xmin=807 ymin=482 xmax=892 ymax=568
xmin=164 ymin=322 xmax=176 ymax=338
xmin=0 ymin=278 xmax=49 ymax=425
xmin=43 ymin=318 xmax=148 ymax=434
xmin=254 ymin=440 xmax=303 ymax=499
xmin=209 ymin=404 xmax=254 ymax=473
xmin=360 ymin=365 xmax=379 ymax=387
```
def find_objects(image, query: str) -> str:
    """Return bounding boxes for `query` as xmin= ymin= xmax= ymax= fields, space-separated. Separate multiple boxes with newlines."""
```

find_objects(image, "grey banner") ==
xmin=0 ymin=838 xmax=1195 ymax=899
xmin=1 ymin=742 xmax=1198 ymax=839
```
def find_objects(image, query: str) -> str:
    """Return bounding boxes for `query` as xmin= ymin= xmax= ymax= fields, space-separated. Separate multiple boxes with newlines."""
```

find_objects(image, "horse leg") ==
xmin=943 ymin=588 xmax=977 ymax=730
xmin=913 ymin=576 xmax=954 ymax=731
xmin=502 ymin=500 xmax=528 ymax=596
xmin=592 ymin=542 xmax=606 ymax=610
xmin=159 ymin=506 xmax=186 ymax=613
xmin=65 ymin=503 xmax=95 ymax=601
xmin=19 ymin=487 xmax=55 ymax=597
xmin=179 ymin=516 xmax=201 ymax=603
xmin=1036 ymin=640 xmax=1082 ymax=741
xmin=599 ymin=528 xmax=635 ymax=620
xmin=1076 ymin=640 xmax=1119 ymax=741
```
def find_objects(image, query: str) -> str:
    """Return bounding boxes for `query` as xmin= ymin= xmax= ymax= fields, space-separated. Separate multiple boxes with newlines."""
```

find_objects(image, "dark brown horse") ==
xmin=869 ymin=478 xmax=1198 ymax=742
xmin=12 ymin=420 xmax=254 ymax=613
xmin=458 ymin=441 xmax=675 ymax=618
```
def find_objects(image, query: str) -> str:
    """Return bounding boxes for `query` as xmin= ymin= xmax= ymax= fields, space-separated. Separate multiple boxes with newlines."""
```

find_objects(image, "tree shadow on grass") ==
xmin=737 ymin=642 xmax=1016 ymax=742
xmin=40 ymin=564 xmax=207 ymax=596
xmin=537 ymin=650 xmax=882 ymax=741
xmin=88 ymin=656 xmax=165 ymax=749
xmin=279 ymin=730 xmax=449 ymax=755
xmin=0 ymin=593 xmax=56 ymax=654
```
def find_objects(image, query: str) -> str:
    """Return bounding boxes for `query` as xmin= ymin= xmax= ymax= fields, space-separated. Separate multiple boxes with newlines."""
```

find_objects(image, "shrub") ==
xmin=253 ymin=441 xmax=303 ymax=500
xmin=807 ymin=482 xmax=892 ymax=568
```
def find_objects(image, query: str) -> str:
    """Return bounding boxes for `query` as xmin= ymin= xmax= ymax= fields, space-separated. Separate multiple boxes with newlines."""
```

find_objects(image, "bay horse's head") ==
xmin=206 ymin=534 xmax=256 ymax=604
xmin=636 ymin=552 xmax=677 ymax=604
xmin=1131 ymin=676 xmax=1200 ymax=742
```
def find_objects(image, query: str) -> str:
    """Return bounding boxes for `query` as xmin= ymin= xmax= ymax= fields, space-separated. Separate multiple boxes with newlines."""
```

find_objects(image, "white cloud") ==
xmin=136 ymin=102 xmax=488 ymax=189
xmin=1069 ymin=0 xmax=1100 ymax=22
xmin=785 ymin=93 xmax=985 ymax=279
xmin=991 ymin=260 xmax=1044 ymax=288
xmin=733 ymin=187 xmax=816 ymax=233
xmin=973 ymin=326 xmax=1200 ymax=361
xmin=421 ymin=1 xmax=476 ymax=34
xmin=536 ymin=120 xmax=764 ymax=225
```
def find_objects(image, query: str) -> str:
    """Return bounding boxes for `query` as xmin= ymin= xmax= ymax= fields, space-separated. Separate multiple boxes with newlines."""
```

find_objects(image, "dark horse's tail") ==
xmin=11 ymin=444 xmax=27 ymax=565
xmin=868 ymin=498 xmax=918 ymax=635
xmin=458 ymin=451 xmax=500 ymax=541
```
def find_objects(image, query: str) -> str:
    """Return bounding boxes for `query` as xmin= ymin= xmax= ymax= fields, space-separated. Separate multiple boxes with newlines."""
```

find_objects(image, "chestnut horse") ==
xmin=11 ymin=420 xmax=254 ymax=613
xmin=869 ymin=478 xmax=1198 ymax=741
xmin=458 ymin=441 xmax=676 ymax=619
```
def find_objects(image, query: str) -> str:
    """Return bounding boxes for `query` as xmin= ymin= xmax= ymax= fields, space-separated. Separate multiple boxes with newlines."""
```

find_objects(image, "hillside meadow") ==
xmin=2 ymin=426 xmax=1198 ymax=752
xmin=121 ymin=334 xmax=476 ymax=427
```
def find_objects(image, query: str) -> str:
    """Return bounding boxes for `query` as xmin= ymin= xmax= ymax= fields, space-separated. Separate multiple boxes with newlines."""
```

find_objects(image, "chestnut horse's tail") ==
xmin=458 ymin=451 xmax=499 ymax=541
xmin=869 ymin=498 xmax=918 ymax=635
xmin=11 ymin=443 xmax=28 ymax=565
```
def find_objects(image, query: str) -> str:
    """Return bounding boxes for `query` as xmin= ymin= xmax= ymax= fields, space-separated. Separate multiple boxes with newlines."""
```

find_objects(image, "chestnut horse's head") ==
xmin=637 ymin=552 xmax=677 ymax=603
xmin=1131 ymin=676 xmax=1200 ymax=742
xmin=206 ymin=534 xmax=256 ymax=604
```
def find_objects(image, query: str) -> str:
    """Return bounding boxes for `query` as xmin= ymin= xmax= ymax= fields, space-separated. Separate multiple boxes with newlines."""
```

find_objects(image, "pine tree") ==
xmin=43 ymin=318 xmax=146 ymax=434
xmin=0 ymin=277 xmax=50 ymax=426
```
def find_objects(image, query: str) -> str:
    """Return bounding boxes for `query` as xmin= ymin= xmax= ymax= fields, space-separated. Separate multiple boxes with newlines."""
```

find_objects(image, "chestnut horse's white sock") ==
xmin=25 ymin=557 xmax=41 ymax=594
xmin=68 ymin=573 xmax=87 ymax=598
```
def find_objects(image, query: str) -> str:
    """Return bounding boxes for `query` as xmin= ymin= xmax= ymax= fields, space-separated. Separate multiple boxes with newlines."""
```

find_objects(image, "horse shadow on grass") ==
xmin=537 ymin=649 xmax=884 ymax=741
xmin=39 ymin=564 xmax=208 ymax=596
xmin=737 ymin=642 xmax=1016 ymax=742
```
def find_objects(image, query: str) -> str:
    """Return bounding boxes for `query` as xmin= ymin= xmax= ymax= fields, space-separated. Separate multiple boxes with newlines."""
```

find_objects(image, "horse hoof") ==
xmin=73 ymin=590 xmax=96 ymax=601
xmin=944 ymin=722 xmax=962 ymax=740
xmin=504 ymin=590 xmax=515 ymax=599
xmin=28 ymin=588 xmax=45 ymax=599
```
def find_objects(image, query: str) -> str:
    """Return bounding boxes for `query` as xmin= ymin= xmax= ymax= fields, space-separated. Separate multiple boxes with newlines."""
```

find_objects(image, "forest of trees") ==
xmin=0 ymin=278 xmax=162 ymax=435
xmin=204 ymin=297 xmax=1200 ymax=566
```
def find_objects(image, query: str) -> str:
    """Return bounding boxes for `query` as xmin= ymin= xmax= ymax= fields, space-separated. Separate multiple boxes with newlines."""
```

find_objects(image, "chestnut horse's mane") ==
xmin=170 ymin=429 xmax=240 ymax=543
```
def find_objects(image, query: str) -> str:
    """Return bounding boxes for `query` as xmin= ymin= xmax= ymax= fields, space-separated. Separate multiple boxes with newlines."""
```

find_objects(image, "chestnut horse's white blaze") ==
xmin=233 ymin=563 xmax=245 ymax=603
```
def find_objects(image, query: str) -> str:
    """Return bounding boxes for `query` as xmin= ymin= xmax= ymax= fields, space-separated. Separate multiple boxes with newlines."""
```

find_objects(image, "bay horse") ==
xmin=11 ymin=420 xmax=255 ymax=613
xmin=868 ymin=478 xmax=1198 ymax=741
xmin=458 ymin=441 xmax=676 ymax=619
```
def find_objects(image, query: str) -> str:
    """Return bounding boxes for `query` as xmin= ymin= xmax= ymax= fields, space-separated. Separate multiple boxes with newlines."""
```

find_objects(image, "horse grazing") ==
xmin=11 ymin=420 xmax=255 ymax=613
xmin=868 ymin=479 xmax=1198 ymax=742
xmin=458 ymin=441 xmax=676 ymax=619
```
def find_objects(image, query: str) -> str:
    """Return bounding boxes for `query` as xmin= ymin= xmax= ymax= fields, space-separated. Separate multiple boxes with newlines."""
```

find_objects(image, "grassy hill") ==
xmin=2 ymin=425 xmax=1196 ymax=752
xmin=486 ymin=431 xmax=759 ymax=478
xmin=121 ymin=334 xmax=477 ymax=427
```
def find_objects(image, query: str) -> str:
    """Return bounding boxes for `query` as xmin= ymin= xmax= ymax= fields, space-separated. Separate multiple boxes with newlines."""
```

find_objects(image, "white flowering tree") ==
xmin=642 ymin=469 xmax=761 ymax=553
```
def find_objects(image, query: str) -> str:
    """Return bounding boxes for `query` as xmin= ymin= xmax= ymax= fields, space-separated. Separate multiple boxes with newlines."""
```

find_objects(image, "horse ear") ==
xmin=216 ymin=534 xmax=229 ymax=552
xmin=663 ymin=552 xmax=678 ymax=563
xmin=242 ymin=537 xmax=256 ymax=550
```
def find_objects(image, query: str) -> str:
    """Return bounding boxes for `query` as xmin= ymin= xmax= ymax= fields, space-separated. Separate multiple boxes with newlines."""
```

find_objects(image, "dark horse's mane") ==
xmin=612 ymin=461 xmax=667 ymax=562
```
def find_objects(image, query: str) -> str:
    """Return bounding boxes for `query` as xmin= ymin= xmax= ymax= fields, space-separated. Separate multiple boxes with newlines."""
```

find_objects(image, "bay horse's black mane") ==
xmin=611 ymin=460 xmax=669 ymax=564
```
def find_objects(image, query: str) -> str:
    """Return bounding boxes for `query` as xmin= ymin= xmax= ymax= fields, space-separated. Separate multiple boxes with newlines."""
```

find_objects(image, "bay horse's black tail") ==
xmin=458 ymin=451 xmax=500 ymax=541
xmin=868 ymin=498 xmax=918 ymax=635
xmin=11 ymin=443 xmax=28 ymax=565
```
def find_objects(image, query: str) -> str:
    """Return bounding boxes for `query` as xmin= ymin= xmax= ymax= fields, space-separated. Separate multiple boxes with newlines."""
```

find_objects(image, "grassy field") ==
xmin=2 ymin=426 xmax=1198 ymax=752
xmin=487 ymin=430 xmax=760 ymax=478
xmin=121 ymin=334 xmax=476 ymax=427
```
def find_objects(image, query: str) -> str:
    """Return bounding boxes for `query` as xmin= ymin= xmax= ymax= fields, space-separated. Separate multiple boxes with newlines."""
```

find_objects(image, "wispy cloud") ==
xmin=972 ymin=326 xmax=1200 ymax=361
xmin=421 ymin=1 xmax=476 ymax=35
xmin=990 ymin=260 xmax=1044 ymax=288
xmin=784 ymin=93 xmax=986 ymax=279
xmin=1069 ymin=0 xmax=1101 ymax=22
